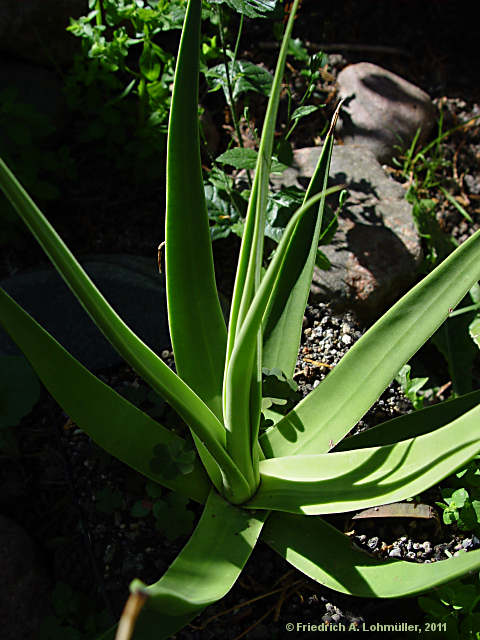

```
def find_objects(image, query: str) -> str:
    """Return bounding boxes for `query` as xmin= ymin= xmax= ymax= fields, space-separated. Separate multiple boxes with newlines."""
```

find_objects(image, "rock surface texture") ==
xmin=271 ymin=145 xmax=422 ymax=321
xmin=0 ymin=255 xmax=169 ymax=370
xmin=336 ymin=62 xmax=436 ymax=164
xmin=0 ymin=515 xmax=49 ymax=640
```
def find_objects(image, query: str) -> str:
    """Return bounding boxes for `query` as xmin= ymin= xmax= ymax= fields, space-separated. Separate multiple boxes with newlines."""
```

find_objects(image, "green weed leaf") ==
xmin=291 ymin=105 xmax=320 ymax=121
xmin=206 ymin=60 xmax=273 ymax=99
xmin=208 ymin=0 xmax=280 ymax=19
xmin=139 ymin=43 xmax=161 ymax=81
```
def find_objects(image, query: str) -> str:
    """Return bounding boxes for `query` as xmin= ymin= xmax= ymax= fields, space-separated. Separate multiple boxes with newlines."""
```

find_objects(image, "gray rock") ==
xmin=0 ymin=515 xmax=49 ymax=640
xmin=336 ymin=62 xmax=436 ymax=164
xmin=0 ymin=254 xmax=170 ymax=371
xmin=271 ymin=146 xmax=422 ymax=321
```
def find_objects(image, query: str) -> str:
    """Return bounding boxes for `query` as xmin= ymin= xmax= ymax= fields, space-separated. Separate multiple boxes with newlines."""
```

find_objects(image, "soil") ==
xmin=1 ymin=1 xmax=480 ymax=639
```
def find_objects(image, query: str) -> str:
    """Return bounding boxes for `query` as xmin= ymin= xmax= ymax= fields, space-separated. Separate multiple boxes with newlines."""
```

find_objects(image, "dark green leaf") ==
xmin=264 ymin=186 xmax=305 ymax=242
xmin=0 ymin=355 xmax=41 ymax=429
xmin=418 ymin=596 xmax=450 ymax=619
xmin=131 ymin=500 xmax=152 ymax=518
xmin=315 ymin=249 xmax=331 ymax=270
xmin=216 ymin=147 xmax=258 ymax=170
xmin=275 ymin=138 xmax=293 ymax=166
xmin=208 ymin=0 xmax=280 ymax=19
xmin=146 ymin=481 xmax=164 ymax=499
xmin=287 ymin=38 xmax=309 ymax=62
xmin=432 ymin=306 xmax=478 ymax=395
xmin=261 ymin=367 xmax=300 ymax=415
xmin=206 ymin=60 xmax=273 ymax=99
xmin=291 ymin=105 xmax=320 ymax=121
xmin=153 ymin=493 xmax=195 ymax=541
xmin=139 ymin=43 xmax=161 ymax=82
xmin=150 ymin=440 xmax=197 ymax=479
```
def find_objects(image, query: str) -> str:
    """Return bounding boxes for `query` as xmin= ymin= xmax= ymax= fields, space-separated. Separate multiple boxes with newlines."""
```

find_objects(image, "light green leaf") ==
xmin=223 ymin=0 xmax=302 ymax=489
xmin=261 ymin=227 xmax=480 ymax=458
xmin=0 ymin=154 xmax=248 ymax=498
xmin=469 ymin=316 xmax=480 ymax=348
xmin=165 ymin=0 xmax=227 ymax=422
xmin=334 ymin=388 xmax=480 ymax=451
xmin=262 ymin=106 xmax=338 ymax=379
xmin=263 ymin=514 xmax=480 ymax=598
xmin=0 ymin=287 xmax=210 ymax=503
xmin=224 ymin=187 xmax=340 ymax=488
xmin=131 ymin=490 xmax=266 ymax=617
xmin=248 ymin=404 xmax=480 ymax=515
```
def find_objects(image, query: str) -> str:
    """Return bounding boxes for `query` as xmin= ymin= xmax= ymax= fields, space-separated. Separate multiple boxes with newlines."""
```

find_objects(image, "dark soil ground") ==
xmin=1 ymin=1 xmax=480 ymax=639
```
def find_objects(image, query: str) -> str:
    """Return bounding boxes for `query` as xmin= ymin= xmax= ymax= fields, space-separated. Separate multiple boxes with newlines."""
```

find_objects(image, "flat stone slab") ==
xmin=271 ymin=145 xmax=422 ymax=321
xmin=0 ymin=254 xmax=169 ymax=371
xmin=336 ymin=62 xmax=436 ymax=164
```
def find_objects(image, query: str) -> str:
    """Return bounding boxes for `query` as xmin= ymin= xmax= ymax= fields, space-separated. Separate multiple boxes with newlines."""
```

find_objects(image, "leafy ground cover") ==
xmin=1 ymin=1 xmax=480 ymax=639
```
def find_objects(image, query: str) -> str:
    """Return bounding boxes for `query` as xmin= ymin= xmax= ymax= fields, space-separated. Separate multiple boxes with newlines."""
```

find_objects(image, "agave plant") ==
xmin=1 ymin=1 xmax=480 ymax=639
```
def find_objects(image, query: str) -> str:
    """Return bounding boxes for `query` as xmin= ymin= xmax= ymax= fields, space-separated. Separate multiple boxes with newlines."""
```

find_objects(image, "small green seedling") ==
xmin=2 ymin=2 xmax=480 ymax=639
xmin=437 ymin=487 xmax=480 ymax=533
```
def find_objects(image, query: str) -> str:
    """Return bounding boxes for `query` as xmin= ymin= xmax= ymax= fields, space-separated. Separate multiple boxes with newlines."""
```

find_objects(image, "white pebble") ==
xmin=341 ymin=334 xmax=352 ymax=345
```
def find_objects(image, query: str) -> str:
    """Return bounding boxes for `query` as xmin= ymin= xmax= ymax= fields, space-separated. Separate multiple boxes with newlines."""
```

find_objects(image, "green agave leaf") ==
xmin=0 ymin=156 xmax=252 ymax=497
xmin=224 ymin=187 xmax=340 ymax=487
xmin=247 ymin=403 xmax=480 ymax=515
xmin=131 ymin=489 xmax=267 ymax=618
xmin=0 ymin=354 xmax=40 ymax=429
xmin=263 ymin=514 xmax=480 ymax=598
xmin=223 ymin=0 xmax=301 ymax=488
xmin=262 ymin=106 xmax=339 ymax=379
xmin=261 ymin=228 xmax=480 ymax=458
xmin=334 ymin=388 xmax=480 ymax=452
xmin=166 ymin=0 xmax=227 ymax=421
xmin=226 ymin=0 xmax=301 ymax=362
xmin=0 ymin=287 xmax=210 ymax=504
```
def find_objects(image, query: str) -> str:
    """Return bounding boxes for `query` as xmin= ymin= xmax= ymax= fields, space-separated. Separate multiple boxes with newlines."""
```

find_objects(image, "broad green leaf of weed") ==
xmin=206 ymin=60 xmax=273 ymax=100
xmin=208 ymin=0 xmax=280 ymax=19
